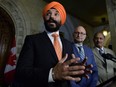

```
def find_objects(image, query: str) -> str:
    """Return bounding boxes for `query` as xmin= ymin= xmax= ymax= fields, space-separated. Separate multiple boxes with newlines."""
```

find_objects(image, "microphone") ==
xmin=101 ymin=53 xmax=116 ymax=62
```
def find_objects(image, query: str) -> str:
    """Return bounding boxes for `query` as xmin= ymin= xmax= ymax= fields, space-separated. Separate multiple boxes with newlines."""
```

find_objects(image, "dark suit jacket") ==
xmin=12 ymin=31 xmax=73 ymax=87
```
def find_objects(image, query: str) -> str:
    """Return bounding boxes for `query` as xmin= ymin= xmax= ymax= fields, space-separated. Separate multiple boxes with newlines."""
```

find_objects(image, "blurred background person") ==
xmin=93 ymin=32 xmax=116 ymax=86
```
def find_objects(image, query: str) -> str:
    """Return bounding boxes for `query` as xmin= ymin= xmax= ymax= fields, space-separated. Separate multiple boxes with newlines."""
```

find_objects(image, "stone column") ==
xmin=106 ymin=0 xmax=116 ymax=53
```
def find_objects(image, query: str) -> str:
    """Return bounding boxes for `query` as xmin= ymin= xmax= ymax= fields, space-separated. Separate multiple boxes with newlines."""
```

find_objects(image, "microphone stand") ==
xmin=101 ymin=53 xmax=116 ymax=62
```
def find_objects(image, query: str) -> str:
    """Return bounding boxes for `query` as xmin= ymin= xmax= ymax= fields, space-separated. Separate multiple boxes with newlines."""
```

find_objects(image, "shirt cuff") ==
xmin=48 ymin=68 xmax=55 ymax=82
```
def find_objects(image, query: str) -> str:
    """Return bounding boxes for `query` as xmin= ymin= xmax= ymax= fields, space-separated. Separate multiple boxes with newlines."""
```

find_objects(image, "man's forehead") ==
xmin=47 ymin=8 xmax=59 ymax=12
xmin=97 ymin=33 xmax=104 ymax=37
xmin=95 ymin=35 xmax=105 ymax=40
xmin=75 ymin=27 xmax=86 ymax=33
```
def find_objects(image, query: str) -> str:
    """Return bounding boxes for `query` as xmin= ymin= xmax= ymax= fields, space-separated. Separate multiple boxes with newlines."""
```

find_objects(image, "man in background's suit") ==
xmin=70 ymin=26 xmax=98 ymax=87
xmin=12 ymin=1 xmax=93 ymax=87
xmin=93 ymin=32 xmax=116 ymax=86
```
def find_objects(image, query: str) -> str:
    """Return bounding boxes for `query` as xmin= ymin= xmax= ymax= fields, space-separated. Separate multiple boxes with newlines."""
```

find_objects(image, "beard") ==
xmin=44 ymin=18 xmax=61 ymax=32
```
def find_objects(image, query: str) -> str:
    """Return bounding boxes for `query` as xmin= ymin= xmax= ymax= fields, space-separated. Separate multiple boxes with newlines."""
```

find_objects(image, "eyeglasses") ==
xmin=74 ymin=32 xmax=86 ymax=35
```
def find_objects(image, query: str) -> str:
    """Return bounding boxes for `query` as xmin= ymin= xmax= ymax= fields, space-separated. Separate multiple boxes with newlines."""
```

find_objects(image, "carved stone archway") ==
xmin=0 ymin=6 xmax=15 ymax=85
xmin=0 ymin=0 xmax=31 ymax=85
xmin=0 ymin=0 xmax=28 ymax=84
xmin=0 ymin=0 xmax=31 ymax=57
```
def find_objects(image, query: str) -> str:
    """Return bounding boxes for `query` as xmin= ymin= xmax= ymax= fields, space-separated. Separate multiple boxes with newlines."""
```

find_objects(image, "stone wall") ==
xmin=106 ymin=0 xmax=116 ymax=53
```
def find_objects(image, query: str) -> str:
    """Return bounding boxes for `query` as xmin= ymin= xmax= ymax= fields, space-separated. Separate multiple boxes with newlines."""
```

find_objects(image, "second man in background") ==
xmin=70 ymin=26 xmax=98 ymax=87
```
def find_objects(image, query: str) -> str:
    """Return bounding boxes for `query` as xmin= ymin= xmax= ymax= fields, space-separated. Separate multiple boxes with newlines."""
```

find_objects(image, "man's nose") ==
xmin=50 ymin=14 xmax=55 ymax=19
xmin=98 ymin=39 xmax=101 ymax=41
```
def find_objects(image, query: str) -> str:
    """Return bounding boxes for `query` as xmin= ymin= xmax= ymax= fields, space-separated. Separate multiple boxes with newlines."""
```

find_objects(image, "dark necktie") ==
xmin=78 ymin=46 xmax=85 ymax=59
xmin=99 ymin=48 xmax=104 ymax=55
xmin=99 ymin=48 xmax=107 ymax=68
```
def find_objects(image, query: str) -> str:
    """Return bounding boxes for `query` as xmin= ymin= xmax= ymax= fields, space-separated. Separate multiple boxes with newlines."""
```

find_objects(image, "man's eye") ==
xmin=55 ymin=13 xmax=59 ymax=16
xmin=46 ymin=13 xmax=50 ymax=16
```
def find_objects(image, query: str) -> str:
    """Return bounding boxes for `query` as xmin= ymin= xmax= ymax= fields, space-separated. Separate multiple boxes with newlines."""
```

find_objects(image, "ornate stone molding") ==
xmin=0 ymin=0 xmax=31 ymax=57
xmin=111 ymin=0 xmax=116 ymax=9
xmin=112 ymin=0 xmax=116 ymax=5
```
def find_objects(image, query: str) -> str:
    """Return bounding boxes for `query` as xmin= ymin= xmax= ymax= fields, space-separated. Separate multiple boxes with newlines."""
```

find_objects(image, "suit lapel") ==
xmin=60 ymin=37 xmax=66 ymax=58
xmin=72 ymin=44 xmax=82 ymax=61
xmin=94 ymin=48 xmax=105 ymax=62
xmin=83 ymin=46 xmax=89 ymax=64
xmin=41 ymin=32 xmax=58 ymax=62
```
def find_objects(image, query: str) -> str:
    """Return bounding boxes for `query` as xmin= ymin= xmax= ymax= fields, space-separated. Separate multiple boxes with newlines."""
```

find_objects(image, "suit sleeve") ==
xmin=15 ymin=36 xmax=50 ymax=86
xmin=111 ymin=50 xmax=116 ymax=75
xmin=89 ymin=51 xmax=98 ymax=87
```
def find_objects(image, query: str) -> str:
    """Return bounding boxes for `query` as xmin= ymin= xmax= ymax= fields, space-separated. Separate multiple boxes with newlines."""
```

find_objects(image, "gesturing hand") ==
xmin=78 ymin=57 xmax=93 ymax=79
xmin=69 ymin=55 xmax=93 ymax=80
xmin=52 ymin=54 xmax=85 ymax=82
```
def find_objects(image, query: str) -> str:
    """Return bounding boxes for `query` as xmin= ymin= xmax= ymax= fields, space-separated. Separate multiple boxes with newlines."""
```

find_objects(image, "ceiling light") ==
xmin=103 ymin=30 xmax=108 ymax=36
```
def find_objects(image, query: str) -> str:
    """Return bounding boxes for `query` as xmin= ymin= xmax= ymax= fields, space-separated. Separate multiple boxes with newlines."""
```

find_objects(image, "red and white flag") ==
xmin=4 ymin=37 xmax=16 ymax=85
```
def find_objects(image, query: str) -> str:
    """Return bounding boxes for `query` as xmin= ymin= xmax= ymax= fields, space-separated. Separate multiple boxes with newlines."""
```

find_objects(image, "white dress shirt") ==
xmin=47 ymin=31 xmax=62 ymax=82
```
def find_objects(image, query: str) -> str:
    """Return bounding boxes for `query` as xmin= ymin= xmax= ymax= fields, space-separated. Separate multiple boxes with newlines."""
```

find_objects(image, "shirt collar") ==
xmin=96 ymin=47 xmax=104 ymax=51
xmin=75 ymin=43 xmax=83 ymax=47
xmin=46 ymin=31 xmax=59 ymax=36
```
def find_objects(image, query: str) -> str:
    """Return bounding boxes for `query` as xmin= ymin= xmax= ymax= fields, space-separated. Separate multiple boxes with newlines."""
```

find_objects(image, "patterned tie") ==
xmin=78 ymin=46 xmax=85 ymax=60
xmin=99 ymin=48 xmax=104 ymax=55
xmin=52 ymin=33 xmax=62 ymax=61
xmin=99 ymin=48 xmax=107 ymax=68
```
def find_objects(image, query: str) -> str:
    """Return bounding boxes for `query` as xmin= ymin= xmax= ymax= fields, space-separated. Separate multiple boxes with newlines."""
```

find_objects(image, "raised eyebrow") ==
xmin=81 ymin=32 xmax=86 ymax=34
xmin=46 ymin=10 xmax=51 ymax=13
xmin=55 ymin=11 xmax=59 ymax=15
xmin=46 ymin=10 xmax=59 ymax=14
xmin=74 ymin=32 xmax=86 ymax=34
xmin=56 ymin=10 xmax=59 ymax=13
